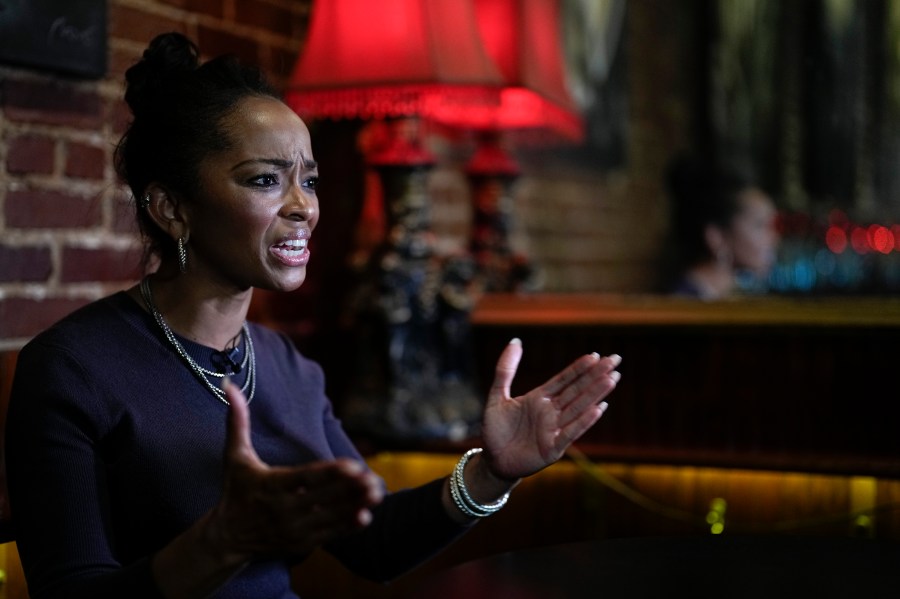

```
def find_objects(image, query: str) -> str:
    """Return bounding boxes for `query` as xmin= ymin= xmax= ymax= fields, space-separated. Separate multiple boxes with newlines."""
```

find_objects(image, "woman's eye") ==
xmin=249 ymin=174 xmax=279 ymax=187
xmin=303 ymin=176 xmax=319 ymax=191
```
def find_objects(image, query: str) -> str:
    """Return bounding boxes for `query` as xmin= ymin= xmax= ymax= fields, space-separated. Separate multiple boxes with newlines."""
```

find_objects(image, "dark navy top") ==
xmin=6 ymin=292 xmax=468 ymax=598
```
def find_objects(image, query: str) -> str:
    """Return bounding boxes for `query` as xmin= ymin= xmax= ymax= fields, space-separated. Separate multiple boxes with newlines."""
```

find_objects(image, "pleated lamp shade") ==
xmin=285 ymin=0 xmax=505 ymax=123
xmin=439 ymin=0 xmax=585 ymax=142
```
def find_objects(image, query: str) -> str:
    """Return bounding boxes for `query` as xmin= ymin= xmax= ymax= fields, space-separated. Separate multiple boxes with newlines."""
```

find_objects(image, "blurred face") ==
xmin=728 ymin=188 xmax=779 ymax=276
xmin=183 ymin=96 xmax=319 ymax=292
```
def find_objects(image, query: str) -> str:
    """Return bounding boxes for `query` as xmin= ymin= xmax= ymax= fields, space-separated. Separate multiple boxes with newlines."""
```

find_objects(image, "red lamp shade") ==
xmin=437 ymin=0 xmax=584 ymax=142
xmin=285 ymin=0 xmax=504 ymax=122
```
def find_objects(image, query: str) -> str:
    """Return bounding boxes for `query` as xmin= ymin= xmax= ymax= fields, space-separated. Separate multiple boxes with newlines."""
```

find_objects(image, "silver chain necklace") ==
xmin=140 ymin=277 xmax=256 ymax=405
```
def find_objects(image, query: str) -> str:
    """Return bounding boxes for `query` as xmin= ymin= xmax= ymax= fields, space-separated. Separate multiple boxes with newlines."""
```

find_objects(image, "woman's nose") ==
xmin=282 ymin=188 xmax=316 ymax=222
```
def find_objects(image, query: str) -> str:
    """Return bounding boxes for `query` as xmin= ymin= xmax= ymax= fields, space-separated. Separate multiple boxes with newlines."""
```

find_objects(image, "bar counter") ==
xmin=470 ymin=293 xmax=900 ymax=478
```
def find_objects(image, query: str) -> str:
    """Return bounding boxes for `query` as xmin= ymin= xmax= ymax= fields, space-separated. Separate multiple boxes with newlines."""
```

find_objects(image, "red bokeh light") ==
xmin=825 ymin=226 xmax=848 ymax=254
xmin=892 ymin=225 xmax=900 ymax=252
xmin=850 ymin=226 xmax=870 ymax=254
xmin=868 ymin=224 xmax=894 ymax=254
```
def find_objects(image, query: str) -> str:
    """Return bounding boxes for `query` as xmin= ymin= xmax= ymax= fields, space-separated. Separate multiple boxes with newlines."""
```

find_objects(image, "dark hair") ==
xmin=664 ymin=153 xmax=757 ymax=267
xmin=114 ymin=32 xmax=279 ymax=262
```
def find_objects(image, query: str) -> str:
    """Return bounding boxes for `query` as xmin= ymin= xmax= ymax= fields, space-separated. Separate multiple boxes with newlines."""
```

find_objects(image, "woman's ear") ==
xmin=144 ymin=184 xmax=189 ymax=242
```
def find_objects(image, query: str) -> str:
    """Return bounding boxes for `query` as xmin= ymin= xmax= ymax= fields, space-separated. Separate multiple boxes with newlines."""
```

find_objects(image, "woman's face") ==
xmin=184 ymin=96 xmax=319 ymax=293
xmin=728 ymin=188 xmax=779 ymax=276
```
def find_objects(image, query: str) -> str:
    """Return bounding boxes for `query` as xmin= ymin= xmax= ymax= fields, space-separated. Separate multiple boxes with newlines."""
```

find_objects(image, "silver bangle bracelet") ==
xmin=449 ymin=448 xmax=510 ymax=518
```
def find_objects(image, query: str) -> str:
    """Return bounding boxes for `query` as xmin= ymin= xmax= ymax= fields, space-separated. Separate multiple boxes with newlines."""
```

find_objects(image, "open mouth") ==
xmin=272 ymin=238 xmax=307 ymax=256
xmin=271 ymin=238 xmax=310 ymax=264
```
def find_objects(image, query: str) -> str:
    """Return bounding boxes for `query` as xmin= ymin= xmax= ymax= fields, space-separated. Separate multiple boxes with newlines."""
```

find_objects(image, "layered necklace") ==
xmin=140 ymin=277 xmax=256 ymax=405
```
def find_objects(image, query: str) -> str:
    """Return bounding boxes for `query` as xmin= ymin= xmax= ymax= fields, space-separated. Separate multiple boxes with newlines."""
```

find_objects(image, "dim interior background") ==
xmin=6 ymin=1 xmax=900 ymax=346
xmin=2 ymin=1 xmax=900 ymax=598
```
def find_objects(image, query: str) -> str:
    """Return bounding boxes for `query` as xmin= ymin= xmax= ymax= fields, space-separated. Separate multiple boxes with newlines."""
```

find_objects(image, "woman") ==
xmin=663 ymin=154 xmax=780 ymax=299
xmin=5 ymin=33 xmax=622 ymax=599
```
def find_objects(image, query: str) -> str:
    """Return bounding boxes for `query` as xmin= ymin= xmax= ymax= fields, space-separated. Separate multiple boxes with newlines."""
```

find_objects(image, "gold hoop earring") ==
xmin=178 ymin=237 xmax=188 ymax=273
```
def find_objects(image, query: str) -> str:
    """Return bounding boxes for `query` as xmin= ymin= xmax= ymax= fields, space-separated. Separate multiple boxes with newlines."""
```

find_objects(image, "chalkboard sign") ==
xmin=0 ymin=0 xmax=107 ymax=79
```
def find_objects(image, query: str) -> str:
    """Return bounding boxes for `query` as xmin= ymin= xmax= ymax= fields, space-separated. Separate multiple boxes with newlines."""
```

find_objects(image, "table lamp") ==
xmin=285 ymin=0 xmax=510 ymax=440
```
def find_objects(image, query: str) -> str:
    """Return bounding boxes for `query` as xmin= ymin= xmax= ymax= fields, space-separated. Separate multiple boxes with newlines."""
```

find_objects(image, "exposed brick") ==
xmin=264 ymin=45 xmax=299 ymax=81
xmin=108 ymin=4 xmax=189 ymax=45
xmin=108 ymin=45 xmax=144 ymax=82
xmin=112 ymin=191 xmax=141 ymax=235
xmin=196 ymin=26 xmax=260 ymax=66
xmin=65 ymin=142 xmax=106 ymax=180
xmin=1 ymin=78 xmax=104 ymax=129
xmin=5 ymin=189 xmax=102 ymax=229
xmin=6 ymin=134 xmax=55 ymax=175
xmin=158 ymin=0 xmax=224 ymax=19
xmin=0 ymin=244 xmax=53 ymax=283
xmin=61 ymin=246 xmax=143 ymax=282
xmin=235 ymin=0 xmax=296 ymax=37
xmin=0 ymin=297 xmax=90 ymax=339
xmin=109 ymin=98 xmax=133 ymax=137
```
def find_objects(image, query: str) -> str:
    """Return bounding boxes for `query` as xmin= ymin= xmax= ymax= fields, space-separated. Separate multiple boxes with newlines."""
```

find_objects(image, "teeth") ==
xmin=280 ymin=239 xmax=307 ymax=248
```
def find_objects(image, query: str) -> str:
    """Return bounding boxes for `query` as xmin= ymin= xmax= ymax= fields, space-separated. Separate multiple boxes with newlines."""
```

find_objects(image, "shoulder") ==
xmin=14 ymin=292 xmax=156 ymax=402
xmin=20 ymin=292 xmax=143 ymax=357
xmin=11 ymin=293 xmax=146 ymax=432
xmin=246 ymin=322 xmax=324 ymax=380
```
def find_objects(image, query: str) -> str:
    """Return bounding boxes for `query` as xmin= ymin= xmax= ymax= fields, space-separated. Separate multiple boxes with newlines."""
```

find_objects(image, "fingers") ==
xmin=218 ymin=380 xmax=385 ymax=555
xmin=553 ymin=402 xmax=608 ymax=452
xmin=556 ymin=360 xmax=620 ymax=422
xmin=284 ymin=465 xmax=383 ymax=538
xmin=490 ymin=338 xmax=524 ymax=399
xmin=278 ymin=462 xmax=384 ymax=545
xmin=288 ymin=459 xmax=384 ymax=509
xmin=218 ymin=458 xmax=384 ymax=556
xmin=224 ymin=378 xmax=260 ymax=466
xmin=539 ymin=353 xmax=622 ymax=406
xmin=549 ymin=354 xmax=619 ymax=449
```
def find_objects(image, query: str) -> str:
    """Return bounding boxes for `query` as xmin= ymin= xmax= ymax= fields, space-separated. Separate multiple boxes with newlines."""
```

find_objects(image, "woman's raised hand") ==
xmin=210 ymin=379 xmax=383 ymax=560
xmin=480 ymin=339 xmax=621 ymax=482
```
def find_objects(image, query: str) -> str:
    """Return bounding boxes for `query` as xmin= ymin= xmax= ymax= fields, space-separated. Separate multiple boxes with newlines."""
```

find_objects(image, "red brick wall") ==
xmin=0 ymin=0 xmax=312 ymax=349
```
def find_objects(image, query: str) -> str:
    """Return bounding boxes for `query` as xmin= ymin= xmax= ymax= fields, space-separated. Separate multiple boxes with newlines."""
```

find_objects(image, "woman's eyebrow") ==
xmin=231 ymin=157 xmax=318 ymax=171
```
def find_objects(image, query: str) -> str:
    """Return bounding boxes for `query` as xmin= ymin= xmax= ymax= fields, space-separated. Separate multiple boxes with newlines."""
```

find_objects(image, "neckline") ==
xmin=117 ymin=290 xmax=253 ymax=379
xmin=118 ymin=288 xmax=251 ymax=354
xmin=127 ymin=282 xmax=257 ymax=405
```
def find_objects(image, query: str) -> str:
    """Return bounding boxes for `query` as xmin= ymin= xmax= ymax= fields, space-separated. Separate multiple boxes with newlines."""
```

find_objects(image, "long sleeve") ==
xmin=325 ymin=478 xmax=472 ymax=582
xmin=6 ymin=340 xmax=165 ymax=599
xmin=316 ymin=385 xmax=472 ymax=582
xmin=6 ymin=296 xmax=299 ymax=599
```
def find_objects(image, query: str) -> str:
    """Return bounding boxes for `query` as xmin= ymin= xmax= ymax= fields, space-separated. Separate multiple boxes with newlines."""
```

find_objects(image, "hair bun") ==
xmin=124 ymin=32 xmax=200 ymax=118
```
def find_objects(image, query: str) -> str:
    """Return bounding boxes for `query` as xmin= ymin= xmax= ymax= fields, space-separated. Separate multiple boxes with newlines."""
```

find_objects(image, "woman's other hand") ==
xmin=210 ymin=379 xmax=383 ymax=561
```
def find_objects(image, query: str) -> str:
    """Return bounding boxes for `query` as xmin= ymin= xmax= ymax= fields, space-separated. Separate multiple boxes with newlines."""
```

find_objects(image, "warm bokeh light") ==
xmin=824 ymin=219 xmax=900 ymax=256
xmin=868 ymin=224 xmax=894 ymax=254
xmin=850 ymin=226 xmax=870 ymax=254
xmin=825 ymin=225 xmax=848 ymax=254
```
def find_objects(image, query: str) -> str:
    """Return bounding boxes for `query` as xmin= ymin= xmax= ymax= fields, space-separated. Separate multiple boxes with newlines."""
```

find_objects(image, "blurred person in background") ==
xmin=661 ymin=153 xmax=780 ymax=300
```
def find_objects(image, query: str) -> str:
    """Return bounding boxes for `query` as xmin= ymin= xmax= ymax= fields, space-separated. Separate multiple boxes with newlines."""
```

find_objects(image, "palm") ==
xmin=481 ymin=341 xmax=620 ymax=480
